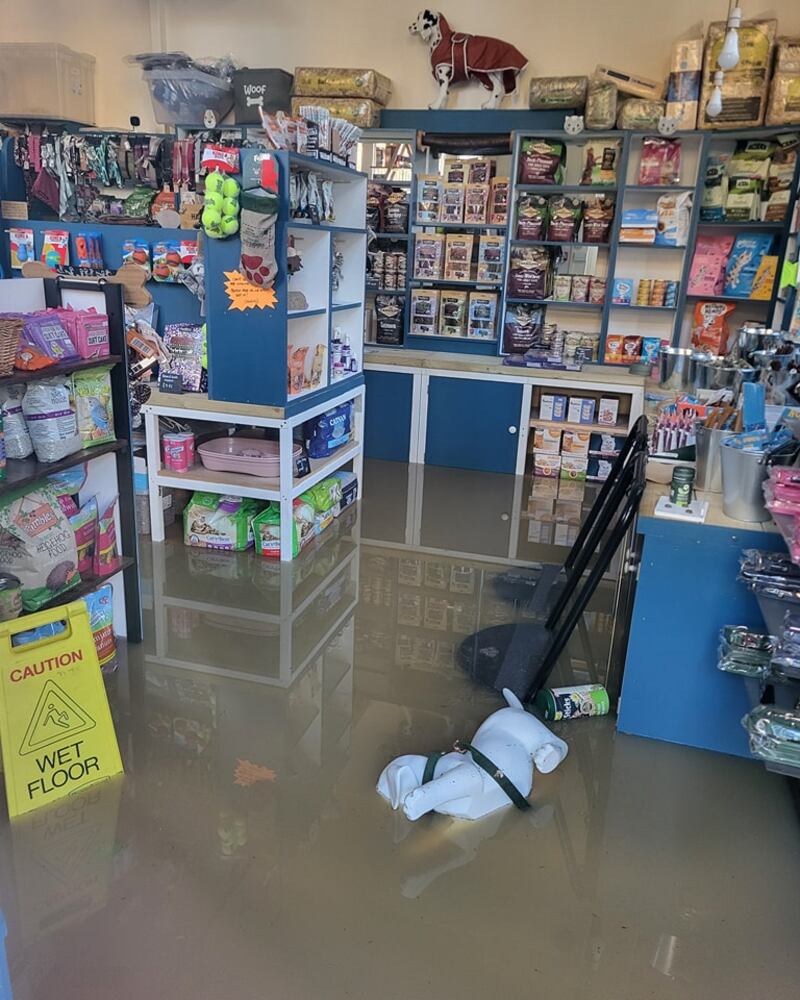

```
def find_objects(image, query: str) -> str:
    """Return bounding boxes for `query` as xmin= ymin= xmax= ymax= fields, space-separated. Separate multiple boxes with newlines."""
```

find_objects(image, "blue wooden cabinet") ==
xmin=425 ymin=376 xmax=522 ymax=474
xmin=363 ymin=369 xmax=414 ymax=462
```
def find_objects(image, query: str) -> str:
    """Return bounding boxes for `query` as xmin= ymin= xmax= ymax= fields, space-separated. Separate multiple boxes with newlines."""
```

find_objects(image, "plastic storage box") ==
xmin=0 ymin=43 xmax=96 ymax=124
xmin=143 ymin=67 xmax=234 ymax=125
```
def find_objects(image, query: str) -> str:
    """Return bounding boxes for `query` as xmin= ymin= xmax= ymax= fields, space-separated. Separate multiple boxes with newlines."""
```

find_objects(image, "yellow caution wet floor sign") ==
xmin=0 ymin=602 xmax=123 ymax=818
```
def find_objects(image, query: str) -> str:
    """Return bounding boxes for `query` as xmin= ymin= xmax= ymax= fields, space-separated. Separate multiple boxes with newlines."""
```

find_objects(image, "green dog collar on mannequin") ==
xmin=422 ymin=741 xmax=531 ymax=810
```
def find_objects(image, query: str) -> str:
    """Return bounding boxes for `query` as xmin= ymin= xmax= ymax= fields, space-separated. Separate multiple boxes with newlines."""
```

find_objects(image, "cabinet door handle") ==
xmin=508 ymin=425 xmax=518 ymax=434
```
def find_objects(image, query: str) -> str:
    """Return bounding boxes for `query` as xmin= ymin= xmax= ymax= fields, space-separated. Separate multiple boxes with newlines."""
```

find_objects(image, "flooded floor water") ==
xmin=1 ymin=460 xmax=799 ymax=999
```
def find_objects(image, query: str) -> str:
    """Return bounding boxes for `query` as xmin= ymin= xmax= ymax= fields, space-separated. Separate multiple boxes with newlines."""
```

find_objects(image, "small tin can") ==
xmin=535 ymin=684 xmax=610 ymax=721
xmin=163 ymin=432 xmax=189 ymax=473
xmin=670 ymin=465 xmax=695 ymax=506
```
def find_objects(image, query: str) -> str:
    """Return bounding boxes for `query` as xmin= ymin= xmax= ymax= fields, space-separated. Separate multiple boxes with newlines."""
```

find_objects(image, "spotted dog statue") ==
xmin=409 ymin=9 xmax=528 ymax=110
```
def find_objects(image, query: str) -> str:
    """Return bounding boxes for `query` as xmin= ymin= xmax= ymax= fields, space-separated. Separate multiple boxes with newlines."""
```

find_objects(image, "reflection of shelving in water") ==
xmin=147 ymin=506 xmax=361 ymax=687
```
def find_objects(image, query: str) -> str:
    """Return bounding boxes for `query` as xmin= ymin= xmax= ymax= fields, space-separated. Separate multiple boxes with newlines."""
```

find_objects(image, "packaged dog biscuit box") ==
xmin=467 ymin=291 xmax=497 ymax=339
xmin=477 ymin=235 xmax=505 ymax=283
xmin=438 ymin=290 xmax=468 ymax=338
xmin=410 ymin=288 xmax=440 ymax=336
xmin=443 ymin=233 xmax=474 ymax=282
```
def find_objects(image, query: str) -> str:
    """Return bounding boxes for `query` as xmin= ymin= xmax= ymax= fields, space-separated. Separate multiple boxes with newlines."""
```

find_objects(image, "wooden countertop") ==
xmin=145 ymin=390 xmax=285 ymax=420
xmin=364 ymin=348 xmax=647 ymax=388
xmin=640 ymin=481 xmax=779 ymax=533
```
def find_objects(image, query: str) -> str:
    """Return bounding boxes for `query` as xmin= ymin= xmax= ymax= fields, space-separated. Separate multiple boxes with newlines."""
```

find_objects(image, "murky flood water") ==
xmin=1 ymin=461 xmax=798 ymax=999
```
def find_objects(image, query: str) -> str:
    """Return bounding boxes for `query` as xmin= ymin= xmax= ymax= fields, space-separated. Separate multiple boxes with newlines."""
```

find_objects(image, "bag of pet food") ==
xmin=22 ymin=378 xmax=81 ymax=463
xmin=253 ymin=499 xmax=316 ymax=558
xmin=516 ymin=193 xmax=548 ymax=240
xmin=94 ymin=497 xmax=121 ymax=577
xmin=547 ymin=195 xmax=583 ymax=241
xmin=71 ymin=496 xmax=98 ymax=576
xmin=691 ymin=301 xmax=737 ymax=354
xmin=585 ymin=80 xmax=618 ymax=129
xmin=724 ymin=234 xmax=775 ymax=297
xmin=582 ymin=197 xmax=615 ymax=243
xmin=700 ymin=155 xmax=730 ymax=220
xmin=375 ymin=295 xmax=405 ymax=345
xmin=638 ymin=137 xmax=682 ymax=185
xmin=184 ymin=492 xmax=263 ymax=550
xmin=84 ymin=583 xmax=118 ymax=672
xmin=519 ymin=139 xmax=565 ymax=184
xmin=304 ymin=402 xmax=353 ymax=459
xmin=72 ymin=366 xmax=115 ymax=447
xmin=0 ymin=384 xmax=33 ymax=459
xmin=0 ymin=483 xmax=81 ymax=610
xmin=20 ymin=312 xmax=79 ymax=364
xmin=655 ymin=192 xmax=692 ymax=246
xmin=687 ymin=234 xmax=736 ymax=295
xmin=301 ymin=476 xmax=343 ymax=535
xmin=502 ymin=304 xmax=545 ymax=355
xmin=507 ymin=246 xmax=552 ymax=300
xmin=581 ymin=139 xmax=621 ymax=186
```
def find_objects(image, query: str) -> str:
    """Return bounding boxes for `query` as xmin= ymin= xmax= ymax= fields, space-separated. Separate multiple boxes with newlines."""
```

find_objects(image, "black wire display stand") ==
xmin=458 ymin=417 xmax=648 ymax=702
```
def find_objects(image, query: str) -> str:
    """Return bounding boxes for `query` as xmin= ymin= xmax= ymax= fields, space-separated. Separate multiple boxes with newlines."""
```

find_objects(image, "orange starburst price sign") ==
xmin=224 ymin=271 xmax=278 ymax=311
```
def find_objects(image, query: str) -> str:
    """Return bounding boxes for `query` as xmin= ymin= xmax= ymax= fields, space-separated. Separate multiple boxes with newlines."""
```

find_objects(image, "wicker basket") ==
xmin=0 ymin=317 xmax=24 ymax=377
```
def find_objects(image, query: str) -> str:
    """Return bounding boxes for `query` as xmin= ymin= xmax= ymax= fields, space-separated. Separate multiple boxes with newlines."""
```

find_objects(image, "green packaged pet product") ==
xmin=183 ymin=492 xmax=263 ymax=550
xmin=253 ymin=499 xmax=316 ymax=558
xmin=535 ymin=684 xmax=610 ymax=721
xmin=300 ymin=476 xmax=343 ymax=536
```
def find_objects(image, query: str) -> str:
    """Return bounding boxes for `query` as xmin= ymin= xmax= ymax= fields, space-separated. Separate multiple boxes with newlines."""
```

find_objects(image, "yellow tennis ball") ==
xmin=221 ymin=216 xmax=240 ymax=236
xmin=222 ymin=197 xmax=239 ymax=217
xmin=202 ymin=206 xmax=222 ymax=228
xmin=222 ymin=177 xmax=240 ymax=198
xmin=205 ymin=171 xmax=225 ymax=195
xmin=204 ymin=190 xmax=223 ymax=213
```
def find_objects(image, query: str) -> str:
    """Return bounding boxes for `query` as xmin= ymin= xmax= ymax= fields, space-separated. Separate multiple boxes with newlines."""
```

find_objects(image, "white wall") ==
xmin=2 ymin=1 xmax=800 ymax=124
xmin=162 ymin=0 xmax=800 ymax=109
xmin=1 ymin=0 xmax=156 ymax=127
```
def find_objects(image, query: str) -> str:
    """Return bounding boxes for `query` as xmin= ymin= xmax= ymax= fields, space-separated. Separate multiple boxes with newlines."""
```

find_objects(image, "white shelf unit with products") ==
xmin=142 ymin=382 xmax=364 ymax=561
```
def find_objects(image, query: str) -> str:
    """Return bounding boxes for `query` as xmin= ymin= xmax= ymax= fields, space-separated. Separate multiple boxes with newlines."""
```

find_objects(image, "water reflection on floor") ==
xmin=1 ymin=460 xmax=798 ymax=999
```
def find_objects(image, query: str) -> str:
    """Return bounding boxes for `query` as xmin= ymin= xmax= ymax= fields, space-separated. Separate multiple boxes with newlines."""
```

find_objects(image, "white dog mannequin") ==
xmin=377 ymin=689 xmax=568 ymax=821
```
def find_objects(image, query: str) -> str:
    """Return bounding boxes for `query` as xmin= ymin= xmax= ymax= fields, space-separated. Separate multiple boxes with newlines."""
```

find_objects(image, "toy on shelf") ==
xmin=408 ymin=10 xmax=527 ymax=110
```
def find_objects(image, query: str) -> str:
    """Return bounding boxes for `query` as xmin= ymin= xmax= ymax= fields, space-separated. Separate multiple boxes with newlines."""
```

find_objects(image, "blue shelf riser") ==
xmin=1 ymin=219 xmax=203 ymax=327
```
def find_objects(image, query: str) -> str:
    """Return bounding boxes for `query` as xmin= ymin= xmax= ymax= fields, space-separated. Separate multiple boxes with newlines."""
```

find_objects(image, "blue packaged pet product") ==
xmin=305 ymin=402 xmax=353 ymax=459
xmin=724 ymin=234 xmax=774 ymax=298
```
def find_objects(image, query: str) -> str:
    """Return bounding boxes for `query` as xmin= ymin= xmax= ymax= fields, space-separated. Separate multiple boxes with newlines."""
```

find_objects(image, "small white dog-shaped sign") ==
xmin=377 ymin=688 xmax=568 ymax=821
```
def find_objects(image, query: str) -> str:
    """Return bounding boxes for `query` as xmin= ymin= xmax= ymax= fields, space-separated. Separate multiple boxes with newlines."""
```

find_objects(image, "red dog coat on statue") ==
xmin=430 ymin=14 xmax=527 ymax=93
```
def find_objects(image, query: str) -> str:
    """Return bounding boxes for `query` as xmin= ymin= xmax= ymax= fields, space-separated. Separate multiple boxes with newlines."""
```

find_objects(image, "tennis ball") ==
xmin=204 ymin=190 xmax=223 ymax=213
xmin=221 ymin=216 xmax=239 ymax=236
xmin=202 ymin=207 xmax=222 ymax=229
xmin=222 ymin=177 xmax=240 ymax=198
xmin=205 ymin=171 xmax=225 ymax=195
xmin=222 ymin=197 xmax=239 ymax=217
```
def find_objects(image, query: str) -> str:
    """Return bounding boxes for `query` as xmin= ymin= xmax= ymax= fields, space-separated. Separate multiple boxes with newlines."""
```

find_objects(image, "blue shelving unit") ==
xmin=205 ymin=149 xmax=367 ymax=413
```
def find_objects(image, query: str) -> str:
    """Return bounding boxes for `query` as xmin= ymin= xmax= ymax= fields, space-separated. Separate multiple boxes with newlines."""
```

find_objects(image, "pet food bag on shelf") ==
xmin=22 ymin=377 xmax=82 ymax=463
xmin=253 ymin=498 xmax=316 ymax=558
xmin=293 ymin=67 xmax=392 ymax=104
xmin=0 ymin=384 xmax=33 ymax=458
xmin=0 ymin=483 xmax=81 ymax=611
xmin=84 ymin=583 xmax=118 ymax=673
xmin=304 ymin=402 xmax=354 ymax=459
xmin=724 ymin=233 xmax=775 ymax=298
xmin=72 ymin=366 xmax=115 ymax=447
xmin=184 ymin=492 xmax=264 ymax=550
xmin=691 ymin=301 xmax=737 ymax=354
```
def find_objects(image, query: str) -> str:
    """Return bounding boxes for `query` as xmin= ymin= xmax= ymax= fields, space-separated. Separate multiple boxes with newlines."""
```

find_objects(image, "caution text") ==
xmin=10 ymin=649 xmax=83 ymax=683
